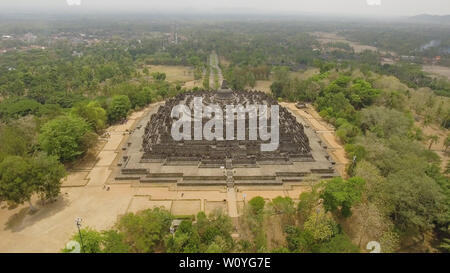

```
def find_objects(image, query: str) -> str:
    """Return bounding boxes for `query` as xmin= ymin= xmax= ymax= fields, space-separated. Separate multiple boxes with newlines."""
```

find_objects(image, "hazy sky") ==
xmin=1 ymin=0 xmax=449 ymax=17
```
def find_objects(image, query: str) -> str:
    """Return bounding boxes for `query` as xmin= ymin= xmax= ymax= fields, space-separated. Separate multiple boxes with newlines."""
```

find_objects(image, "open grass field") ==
xmin=250 ymin=68 xmax=320 ymax=94
xmin=423 ymin=65 xmax=450 ymax=80
xmin=182 ymin=79 xmax=203 ymax=89
xmin=311 ymin=32 xmax=388 ymax=54
xmin=144 ymin=65 xmax=195 ymax=83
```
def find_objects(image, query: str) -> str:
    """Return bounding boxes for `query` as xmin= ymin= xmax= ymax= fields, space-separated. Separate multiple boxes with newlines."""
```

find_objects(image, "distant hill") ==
xmin=409 ymin=14 xmax=450 ymax=24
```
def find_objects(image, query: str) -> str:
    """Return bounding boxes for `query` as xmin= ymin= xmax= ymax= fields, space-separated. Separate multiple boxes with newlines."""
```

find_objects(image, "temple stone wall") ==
xmin=115 ymin=88 xmax=337 ymax=186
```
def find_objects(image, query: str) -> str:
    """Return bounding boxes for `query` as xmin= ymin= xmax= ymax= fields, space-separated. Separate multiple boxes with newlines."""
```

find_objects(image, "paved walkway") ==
xmin=281 ymin=102 xmax=349 ymax=177
xmin=227 ymin=188 xmax=238 ymax=218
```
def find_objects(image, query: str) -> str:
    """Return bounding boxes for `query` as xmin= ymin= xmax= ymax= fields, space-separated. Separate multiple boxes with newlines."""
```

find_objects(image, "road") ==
xmin=209 ymin=51 xmax=223 ymax=90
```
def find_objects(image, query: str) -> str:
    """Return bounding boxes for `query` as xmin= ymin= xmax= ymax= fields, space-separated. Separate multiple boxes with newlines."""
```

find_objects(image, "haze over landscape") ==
xmin=0 ymin=0 xmax=450 ymax=17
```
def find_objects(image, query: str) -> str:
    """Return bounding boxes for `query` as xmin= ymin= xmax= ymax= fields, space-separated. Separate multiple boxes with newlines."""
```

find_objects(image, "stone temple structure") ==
xmin=116 ymin=84 xmax=336 ymax=187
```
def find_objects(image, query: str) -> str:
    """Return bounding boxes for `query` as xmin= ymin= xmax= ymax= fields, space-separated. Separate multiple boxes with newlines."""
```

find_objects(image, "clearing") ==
xmin=423 ymin=65 xmax=450 ymax=80
xmin=311 ymin=32 xmax=393 ymax=55
xmin=143 ymin=65 xmax=196 ymax=84
xmin=250 ymin=68 xmax=320 ymax=94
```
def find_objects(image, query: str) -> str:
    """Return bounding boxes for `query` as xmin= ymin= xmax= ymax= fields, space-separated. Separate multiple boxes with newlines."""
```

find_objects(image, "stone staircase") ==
xmin=226 ymin=159 xmax=234 ymax=188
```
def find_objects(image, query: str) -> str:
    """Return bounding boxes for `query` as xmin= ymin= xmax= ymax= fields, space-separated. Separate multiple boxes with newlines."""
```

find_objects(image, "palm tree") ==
xmin=428 ymin=135 xmax=439 ymax=150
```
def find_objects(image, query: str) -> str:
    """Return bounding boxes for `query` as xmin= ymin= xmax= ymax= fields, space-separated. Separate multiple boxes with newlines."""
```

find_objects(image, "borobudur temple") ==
xmin=116 ymin=86 xmax=337 ymax=187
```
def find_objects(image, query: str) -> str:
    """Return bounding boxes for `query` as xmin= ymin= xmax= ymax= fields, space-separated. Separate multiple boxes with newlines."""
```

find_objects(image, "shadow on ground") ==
xmin=4 ymin=196 xmax=70 ymax=233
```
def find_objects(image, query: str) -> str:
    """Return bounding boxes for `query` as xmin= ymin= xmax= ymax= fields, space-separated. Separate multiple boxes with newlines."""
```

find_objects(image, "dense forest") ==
xmin=0 ymin=15 xmax=449 ymax=253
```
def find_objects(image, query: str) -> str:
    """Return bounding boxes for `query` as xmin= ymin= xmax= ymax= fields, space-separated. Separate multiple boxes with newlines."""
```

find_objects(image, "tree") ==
xmin=39 ymin=115 xmax=93 ymax=162
xmin=336 ymin=121 xmax=360 ymax=143
xmin=303 ymin=211 xmax=338 ymax=242
xmin=152 ymin=72 xmax=166 ymax=81
xmin=0 ymin=98 xmax=41 ymax=119
xmin=0 ymin=156 xmax=34 ymax=210
xmin=77 ymin=228 xmax=102 ymax=253
xmin=101 ymin=230 xmax=130 ymax=253
xmin=196 ymin=210 xmax=234 ymax=251
xmin=107 ymin=95 xmax=131 ymax=123
xmin=353 ymin=160 xmax=385 ymax=202
xmin=117 ymin=208 xmax=172 ymax=253
xmin=383 ymin=170 xmax=447 ymax=235
xmin=165 ymin=220 xmax=202 ymax=253
xmin=284 ymin=225 xmax=314 ymax=253
xmin=63 ymin=228 xmax=129 ymax=253
xmin=297 ymin=189 xmax=320 ymax=219
xmin=205 ymin=242 xmax=223 ymax=253
xmin=348 ymin=79 xmax=380 ymax=109
xmin=270 ymin=81 xmax=284 ymax=99
xmin=271 ymin=196 xmax=295 ymax=215
xmin=270 ymin=196 xmax=295 ymax=225
xmin=427 ymin=135 xmax=439 ymax=150
xmin=0 ymin=125 xmax=29 ymax=162
xmin=30 ymin=154 xmax=66 ymax=202
xmin=359 ymin=106 xmax=412 ymax=138
xmin=314 ymin=234 xmax=359 ymax=253
xmin=316 ymin=92 xmax=356 ymax=122
xmin=272 ymin=66 xmax=290 ymax=82
xmin=63 ymin=227 xmax=102 ymax=253
xmin=248 ymin=196 xmax=265 ymax=215
xmin=320 ymin=177 xmax=365 ymax=217
xmin=352 ymin=201 xmax=388 ymax=248
xmin=71 ymin=101 xmax=107 ymax=133
xmin=379 ymin=231 xmax=400 ymax=253
xmin=0 ymin=153 xmax=66 ymax=209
